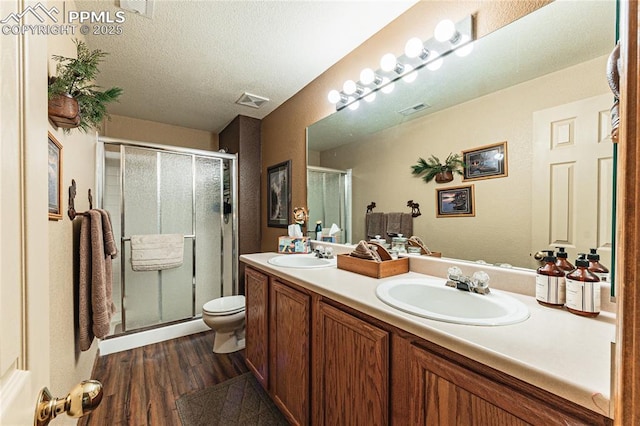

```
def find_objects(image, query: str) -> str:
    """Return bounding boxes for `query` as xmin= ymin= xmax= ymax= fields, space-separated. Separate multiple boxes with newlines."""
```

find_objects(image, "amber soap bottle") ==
xmin=535 ymin=251 xmax=566 ymax=307
xmin=587 ymin=248 xmax=610 ymax=283
xmin=566 ymin=254 xmax=601 ymax=317
xmin=555 ymin=247 xmax=574 ymax=273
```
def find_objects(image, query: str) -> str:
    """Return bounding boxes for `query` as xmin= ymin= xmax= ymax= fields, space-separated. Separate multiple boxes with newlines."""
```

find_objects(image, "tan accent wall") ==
xmin=319 ymin=56 xmax=609 ymax=269
xmin=47 ymin=4 xmax=99 ymax=423
xmin=102 ymin=114 xmax=219 ymax=151
xmin=260 ymin=0 xmax=550 ymax=252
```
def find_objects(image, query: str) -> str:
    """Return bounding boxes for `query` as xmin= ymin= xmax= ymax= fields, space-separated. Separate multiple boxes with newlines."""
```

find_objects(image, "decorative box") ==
xmin=336 ymin=254 xmax=409 ymax=279
xmin=278 ymin=236 xmax=310 ymax=254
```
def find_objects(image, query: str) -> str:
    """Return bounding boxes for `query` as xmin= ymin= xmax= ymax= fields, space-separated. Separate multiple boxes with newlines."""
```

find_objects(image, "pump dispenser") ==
xmin=555 ymin=247 xmax=574 ymax=272
xmin=535 ymin=250 xmax=566 ymax=307
xmin=566 ymin=254 xmax=601 ymax=317
xmin=587 ymin=248 xmax=610 ymax=283
xmin=314 ymin=221 xmax=322 ymax=240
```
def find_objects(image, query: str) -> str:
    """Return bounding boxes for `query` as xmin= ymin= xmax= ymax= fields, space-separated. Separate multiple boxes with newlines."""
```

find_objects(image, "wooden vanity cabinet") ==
xmin=270 ymin=279 xmax=311 ymax=425
xmin=313 ymin=301 xmax=389 ymax=426
xmin=245 ymin=267 xmax=270 ymax=388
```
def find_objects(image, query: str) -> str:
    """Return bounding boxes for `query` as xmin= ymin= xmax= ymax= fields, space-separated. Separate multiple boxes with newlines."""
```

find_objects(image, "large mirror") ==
xmin=307 ymin=1 xmax=616 ymax=269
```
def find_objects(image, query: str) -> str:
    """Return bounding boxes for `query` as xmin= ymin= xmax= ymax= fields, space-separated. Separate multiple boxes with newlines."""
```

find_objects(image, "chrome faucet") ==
xmin=446 ymin=267 xmax=491 ymax=295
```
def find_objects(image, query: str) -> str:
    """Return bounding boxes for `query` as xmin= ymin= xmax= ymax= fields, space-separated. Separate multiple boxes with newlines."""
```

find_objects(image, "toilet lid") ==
xmin=203 ymin=295 xmax=245 ymax=314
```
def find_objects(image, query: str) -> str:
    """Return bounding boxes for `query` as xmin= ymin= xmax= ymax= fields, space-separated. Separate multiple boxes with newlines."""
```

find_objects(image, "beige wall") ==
xmin=260 ymin=0 xmax=550 ymax=252
xmin=319 ymin=56 xmax=609 ymax=269
xmin=102 ymin=114 xmax=218 ymax=151
xmin=47 ymin=5 xmax=98 ymax=424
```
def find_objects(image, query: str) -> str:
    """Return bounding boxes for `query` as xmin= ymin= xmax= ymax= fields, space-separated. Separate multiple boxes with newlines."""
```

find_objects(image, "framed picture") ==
xmin=436 ymin=185 xmax=475 ymax=218
xmin=462 ymin=141 xmax=508 ymax=181
xmin=48 ymin=132 xmax=63 ymax=221
xmin=267 ymin=160 xmax=291 ymax=228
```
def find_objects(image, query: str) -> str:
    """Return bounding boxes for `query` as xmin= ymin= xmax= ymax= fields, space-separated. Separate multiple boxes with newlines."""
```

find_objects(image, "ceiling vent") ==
xmin=398 ymin=102 xmax=431 ymax=116
xmin=236 ymin=92 xmax=270 ymax=109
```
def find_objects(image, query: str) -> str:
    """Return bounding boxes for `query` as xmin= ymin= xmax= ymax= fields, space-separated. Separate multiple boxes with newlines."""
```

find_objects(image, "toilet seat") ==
xmin=203 ymin=295 xmax=245 ymax=315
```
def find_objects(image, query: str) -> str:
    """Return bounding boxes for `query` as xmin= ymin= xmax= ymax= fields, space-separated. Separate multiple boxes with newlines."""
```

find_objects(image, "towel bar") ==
xmin=121 ymin=235 xmax=195 ymax=242
xmin=68 ymin=179 xmax=93 ymax=220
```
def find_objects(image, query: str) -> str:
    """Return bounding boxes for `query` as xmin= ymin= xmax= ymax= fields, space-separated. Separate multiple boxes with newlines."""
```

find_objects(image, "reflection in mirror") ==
xmin=307 ymin=1 xmax=616 ymax=269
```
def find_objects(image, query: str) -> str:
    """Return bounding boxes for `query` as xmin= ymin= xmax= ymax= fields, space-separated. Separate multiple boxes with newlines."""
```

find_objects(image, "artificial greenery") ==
xmin=48 ymin=39 xmax=122 ymax=133
xmin=411 ymin=153 xmax=465 ymax=183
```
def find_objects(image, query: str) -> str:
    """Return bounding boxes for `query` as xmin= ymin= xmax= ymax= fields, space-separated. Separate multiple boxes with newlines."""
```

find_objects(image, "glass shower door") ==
xmin=122 ymin=147 xmax=194 ymax=331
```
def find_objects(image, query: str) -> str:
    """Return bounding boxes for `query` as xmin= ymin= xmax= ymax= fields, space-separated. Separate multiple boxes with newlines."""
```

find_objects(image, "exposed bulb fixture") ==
xmin=402 ymin=64 xmax=417 ymax=83
xmin=363 ymin=87 xmax=376 ymax=102
xmin=454 ymin=35 xmax=474 ymax=57
xmin=380 ymin=77 xmax=394 ymax=94
xmin=426 ymin=51 xmax=443 ymax=71
xmin=348 ymin=98 xmax=360 ymax=110
xmin=343 ymin=79 xmax=357 ymax=95
xmin=360 ymin=68 xmax=382 ymax=86
xmin=327 ymin=89 xmax=342 ymax=104
xmin=380 ymin=53 xmax=404 ymax=74
xmin=434 ymin=19 xmax=460 ymax=43
xmin=405 ymin=37 xmax=429 ymax=60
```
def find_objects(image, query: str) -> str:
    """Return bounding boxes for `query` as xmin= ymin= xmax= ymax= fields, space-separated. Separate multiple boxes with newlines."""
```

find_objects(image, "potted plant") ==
xmin=48 ymin=39 xmax=122 ymax=133
xmin=411 ymin=153 xmax=465 ymax=183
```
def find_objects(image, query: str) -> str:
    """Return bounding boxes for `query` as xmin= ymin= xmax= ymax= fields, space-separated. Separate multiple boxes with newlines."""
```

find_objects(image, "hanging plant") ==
xmin=48 ymin=39 xmax=122 ymax=133
xmin=411 ymin=153 xmax=465 ymax=184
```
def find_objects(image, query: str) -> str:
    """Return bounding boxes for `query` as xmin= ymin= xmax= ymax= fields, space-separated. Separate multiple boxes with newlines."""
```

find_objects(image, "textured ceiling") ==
xmin=75 ymin=0 xmax=419 ymax=133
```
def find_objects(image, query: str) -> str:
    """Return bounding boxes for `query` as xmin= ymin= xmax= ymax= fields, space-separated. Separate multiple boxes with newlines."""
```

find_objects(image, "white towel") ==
xmin=130 ymin=234 xmax=184 ymax=271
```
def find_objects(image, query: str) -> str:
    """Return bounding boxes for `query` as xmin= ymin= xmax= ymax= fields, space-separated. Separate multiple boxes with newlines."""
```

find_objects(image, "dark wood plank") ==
xmin=78 ymin=330 xmax=248 ymax=426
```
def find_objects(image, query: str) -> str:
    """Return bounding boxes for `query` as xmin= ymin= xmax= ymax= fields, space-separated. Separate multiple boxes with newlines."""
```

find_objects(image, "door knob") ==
xmin=34 ymin=380 xmax=103 ymax=426
xmin=533 ymin=251 xmax=546 ymax=261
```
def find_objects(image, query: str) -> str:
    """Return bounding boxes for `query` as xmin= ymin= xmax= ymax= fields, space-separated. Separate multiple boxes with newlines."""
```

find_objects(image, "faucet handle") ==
xmin=472 ymin=271 xmax=490 ymax=293
xmin=447 ymin=266 xmax=463 ymax=280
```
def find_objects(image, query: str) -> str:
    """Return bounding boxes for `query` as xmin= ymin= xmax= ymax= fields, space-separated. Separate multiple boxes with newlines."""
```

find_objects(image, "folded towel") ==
xmin=130 ymin=233 xmax=184 ymax=271
xmin=349 ymin=240 xmax=381 ymax=262
xmin=366 ymin=212 xmax=386 ymax=240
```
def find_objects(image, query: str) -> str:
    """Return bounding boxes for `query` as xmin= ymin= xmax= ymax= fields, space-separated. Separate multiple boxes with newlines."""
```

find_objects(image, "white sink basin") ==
xmin=267 ymin=254 xmax=336 ymax=269
xmin=376 ymin=278 xmax=529 ymax=326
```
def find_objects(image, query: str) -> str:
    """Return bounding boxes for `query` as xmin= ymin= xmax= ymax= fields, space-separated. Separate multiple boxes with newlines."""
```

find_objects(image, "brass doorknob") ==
xmin=533 ymin=251 xmax=546 ymax=261
xmin=34 ymin=380 xmax=103 ymax=426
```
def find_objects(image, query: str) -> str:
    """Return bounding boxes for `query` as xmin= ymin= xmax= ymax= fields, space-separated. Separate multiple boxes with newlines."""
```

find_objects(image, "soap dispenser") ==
xmin=587 ymin=248 xmax=610 ymax=283
xmin=314 ymin=220 xmax=322 ymax=240
xmin=566 ymin=254 xmax=600 ymax=317
xmin=535 ymin=250 xmax=566 ymax=307
xmin=555 ymin=247 xmax=574 ymax=273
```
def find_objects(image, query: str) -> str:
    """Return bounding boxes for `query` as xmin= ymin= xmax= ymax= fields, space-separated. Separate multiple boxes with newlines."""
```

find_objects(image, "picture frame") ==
xmin=267 ymin=160 xmax=291 ymax=228
xmin=436 ymin=185 xmax=475 ymax=218
xmin=462 ymin=141 xmax=508 ymax=181
xmin=48 ymin=132 xmax=63 ymax=221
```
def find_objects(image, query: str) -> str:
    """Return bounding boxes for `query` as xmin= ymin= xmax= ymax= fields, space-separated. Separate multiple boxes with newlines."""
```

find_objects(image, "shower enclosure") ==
xmin=97 ymin=138 xmax=237 ymax=335
xmin=307 ymin=166 xmax=352 ymax=244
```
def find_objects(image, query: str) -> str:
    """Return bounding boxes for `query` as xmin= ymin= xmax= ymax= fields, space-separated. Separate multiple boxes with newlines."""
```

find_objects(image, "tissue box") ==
xmin=278 ymin=236 xmax=310 ymax=254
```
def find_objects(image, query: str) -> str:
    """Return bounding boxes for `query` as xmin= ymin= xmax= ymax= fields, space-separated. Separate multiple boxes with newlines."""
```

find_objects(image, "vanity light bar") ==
xmin=327 ymin=15 xmax=474 ymax=111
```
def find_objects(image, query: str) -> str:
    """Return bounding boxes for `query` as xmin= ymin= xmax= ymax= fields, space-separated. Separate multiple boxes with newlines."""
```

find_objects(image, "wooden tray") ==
xmin=337 ymin=254 xmax=409 ymax=279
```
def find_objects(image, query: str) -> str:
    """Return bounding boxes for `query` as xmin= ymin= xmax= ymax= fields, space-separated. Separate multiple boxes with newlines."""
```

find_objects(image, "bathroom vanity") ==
xmin=241 ymin=252 xmax=614 ymax=425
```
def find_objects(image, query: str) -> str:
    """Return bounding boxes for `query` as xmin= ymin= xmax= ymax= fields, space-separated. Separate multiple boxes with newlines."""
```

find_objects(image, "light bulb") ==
xmin=348 ymin=98 xmax=360 ymax=110
xmin=360 ymin=68 xmax=375 ymax=85
xmin=402 ymin=64 xmax=417 ymax=83
xmin=434 ymin=19 xmax=457 ymax=42
xmin=363 ymin=87 xmax=376 ymax=102
xmin=380 ymin=53 xmax=397 ymax=72
xmin=343 ymin=79 xmax=356 ymax=95
xmin=455 ymin=35 xmax=474 ymax=57
xmin=426 ymin=51 xmax=443 ymax=71
xmin=327 ymin=89 xmax=341 ymax=104
xmin=380 ymin=77 xmax=394 ymax=94
xmin=404 ymin=37 xmax=424 ymax=58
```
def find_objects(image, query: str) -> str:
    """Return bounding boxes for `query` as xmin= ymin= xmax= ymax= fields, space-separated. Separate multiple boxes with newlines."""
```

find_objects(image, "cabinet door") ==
xmin=245 ymin=267 xmax=269 ymax=388
xmin=410 ymin=344 xmax=600 ymax=426
xmin=314 ymin=302 xmax=389 ymax=426
xmin=270 ymin=280 xmax=310 ymax=425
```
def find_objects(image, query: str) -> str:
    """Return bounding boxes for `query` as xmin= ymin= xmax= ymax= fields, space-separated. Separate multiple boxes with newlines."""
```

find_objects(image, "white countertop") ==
xmin=241 ymin=252 xmax=615 ymax=418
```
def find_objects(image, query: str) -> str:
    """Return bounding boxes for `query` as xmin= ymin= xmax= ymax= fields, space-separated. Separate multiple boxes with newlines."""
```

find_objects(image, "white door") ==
xmin=531 ymin=93 xmax=614 ymax=270
xmin=0 ymin=1 xmax=51 ymax=424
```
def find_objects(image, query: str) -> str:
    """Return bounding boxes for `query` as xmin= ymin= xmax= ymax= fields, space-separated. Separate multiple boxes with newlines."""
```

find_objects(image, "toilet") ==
xmin=201 ymin=295 xmax=246 ymax=353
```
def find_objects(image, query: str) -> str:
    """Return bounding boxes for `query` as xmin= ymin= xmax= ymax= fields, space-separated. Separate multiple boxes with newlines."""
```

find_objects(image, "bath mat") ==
xmin=176 ymin=373 xmax=289 ymax=426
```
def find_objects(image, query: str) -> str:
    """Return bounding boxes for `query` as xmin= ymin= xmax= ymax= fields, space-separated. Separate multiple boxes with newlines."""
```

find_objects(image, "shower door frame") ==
xmin=307 ymin=165 xmax=352 ymax=244
xmin=96 ymin=137 xmax=238 ymax=335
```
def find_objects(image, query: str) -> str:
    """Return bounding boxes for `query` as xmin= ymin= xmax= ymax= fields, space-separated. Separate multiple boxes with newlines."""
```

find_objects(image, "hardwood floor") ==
xmin=79 ymin=331 xmax=248 ymax=426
